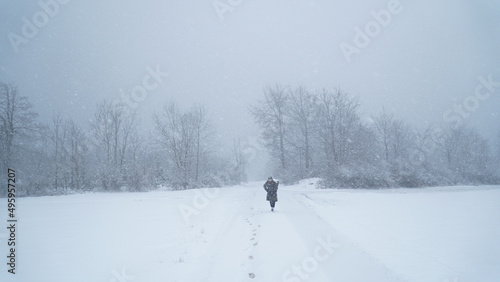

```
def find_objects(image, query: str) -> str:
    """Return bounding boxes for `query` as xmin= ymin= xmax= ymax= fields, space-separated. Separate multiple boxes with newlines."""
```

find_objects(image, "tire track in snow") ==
xmin=192 ymin=187 xmax=261 ymax=281
xmin=292 ymin=191 xmax=408 ymax=282
xmin=184 ymin=184 xmax=407 ymax=281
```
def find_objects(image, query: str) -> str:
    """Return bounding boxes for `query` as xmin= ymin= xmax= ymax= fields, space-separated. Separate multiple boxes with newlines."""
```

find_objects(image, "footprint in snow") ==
xmin=248 ymin=273 xmax=256 ymax=279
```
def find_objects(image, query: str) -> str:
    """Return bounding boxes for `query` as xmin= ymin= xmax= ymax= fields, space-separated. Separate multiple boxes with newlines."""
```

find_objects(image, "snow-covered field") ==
xmin=1 ymin=181 xmax=499 ymax=282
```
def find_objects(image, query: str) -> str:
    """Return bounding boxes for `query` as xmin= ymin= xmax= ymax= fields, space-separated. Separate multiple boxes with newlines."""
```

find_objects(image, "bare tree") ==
xmin=91 ymin=101 xmax=113 ymax=164
xmin=287 ymin=86 xmax=317 ymax=178
xmin=441 ymin=125 xmax=466 ymax=170
xmin=66 ymin=119 xmax=88 ymax=191
xmin=391 ymin=119 xmax=412 ymax=159
xmin=191 ymin=105 xmax=213 ymax=182
xmin=374 ymin=109 xmax=415 ymax=166
xmin=316 ymin=88 xmax=360 ymax=170
xmin=49 ymin=113 xmax=67 ymax=191
xmin=374 ymin=108 xmax=393 ymax=163
xmin=437 ymin=125 xmax=493 ymax=181
xmin=0 ymin=82 xmax=39 ymax=175
xmin=231 ymin=137 xmax=248 ymax=184
xmin=153 ymin=102 xmax=214 ymax=189
xmin=250 ymin=84 xmax=290 ymax=172
xmin=154 ymin=102 xmax=190 ymax=188
xmin=46 ymin=113 xmax=90 ymax=192
xmin=90 ymin=100 xmax=137 ymax=190
xmin=390 ymin=119 xmax=414 ymax=172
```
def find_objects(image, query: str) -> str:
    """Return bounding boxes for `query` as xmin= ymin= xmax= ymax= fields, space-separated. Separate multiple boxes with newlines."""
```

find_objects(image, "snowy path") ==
xmin=182 ymin=184 xmax=402 ymax=282
xmin=1 ymin=181 xmax=499 ymax=281
xmin=249 ymin=188 xmax=404 ymax=282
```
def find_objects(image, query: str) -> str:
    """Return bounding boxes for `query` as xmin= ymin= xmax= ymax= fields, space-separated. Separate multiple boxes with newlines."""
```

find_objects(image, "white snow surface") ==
xmin=1 ymin=180 xmax=500 ymax=282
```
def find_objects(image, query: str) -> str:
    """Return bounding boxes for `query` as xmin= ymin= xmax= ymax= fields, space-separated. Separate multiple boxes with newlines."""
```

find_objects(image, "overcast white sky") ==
xmin=1 ymin=0 xmax=499 ymax=146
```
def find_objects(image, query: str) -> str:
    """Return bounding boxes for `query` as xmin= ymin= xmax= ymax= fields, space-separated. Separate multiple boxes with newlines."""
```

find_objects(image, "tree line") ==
xmin=0 ymin=82 xmax=246 ymax=196
xmin=2 ymin=81 xmax=499 ymax=196
xmin=251 ymin=84 xmax=500 ymax=188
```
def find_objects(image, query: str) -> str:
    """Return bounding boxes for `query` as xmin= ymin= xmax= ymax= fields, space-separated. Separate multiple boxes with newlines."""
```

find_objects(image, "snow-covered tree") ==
xmin=250 ymin=84 xmax=290 ymax=174
xmin=436 ymin=125 xmax=493 ymax=183
xmin=90 ymin=100 xmax=138 ymax=190
xmin=315 ymin=88 xmax=360 ymax=170
xmin=0 ymin=82 xmax=39 ymax=172
xmin=287 ymin=86 xmax=317 ymax=178
xmin=0 ymin=82 xmax=41 ymax=195
xmin=231 ymin=137 xmax=248 ymax=184
xmin=153 ymin=102 xmax=215 ymax=189
xmin=65 ymin=118 xmax=89 ymax=191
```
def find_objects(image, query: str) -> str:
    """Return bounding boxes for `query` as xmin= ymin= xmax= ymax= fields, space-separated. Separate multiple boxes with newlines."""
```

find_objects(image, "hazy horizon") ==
xmin=1 ymin=0 xmax=499 ymax=147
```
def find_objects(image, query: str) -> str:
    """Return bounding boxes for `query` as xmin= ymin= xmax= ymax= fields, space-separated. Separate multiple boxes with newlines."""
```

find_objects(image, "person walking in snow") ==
xmin=263 ymin=176 xmax=279 ymax=211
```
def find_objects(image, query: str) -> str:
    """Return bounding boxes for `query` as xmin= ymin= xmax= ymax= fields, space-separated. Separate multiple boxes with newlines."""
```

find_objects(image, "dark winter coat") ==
xmin=263 ymin=180 xmax=278 ymax=202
